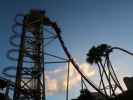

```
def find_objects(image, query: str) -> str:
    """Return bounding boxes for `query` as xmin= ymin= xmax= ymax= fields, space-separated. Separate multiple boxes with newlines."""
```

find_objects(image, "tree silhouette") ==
xmin=86 ymin=43 xmax=133 ymax=99
xmin=86 ymin=46 xmax=99 ymax=64
xmin=86 ymin=44 xmax=112 ymax=64
xmin=86 ymin=44 xmax=120 ymax=97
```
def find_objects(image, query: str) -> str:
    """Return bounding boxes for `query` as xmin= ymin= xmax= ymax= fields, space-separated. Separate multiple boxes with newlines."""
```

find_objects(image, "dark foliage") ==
xmin=86 ymin=44 xmax=112 ymax=64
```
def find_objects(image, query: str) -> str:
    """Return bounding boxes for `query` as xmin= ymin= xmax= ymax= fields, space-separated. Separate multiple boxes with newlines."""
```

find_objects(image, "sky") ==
xmin=0 ymin=0 xmax=133 ymax=100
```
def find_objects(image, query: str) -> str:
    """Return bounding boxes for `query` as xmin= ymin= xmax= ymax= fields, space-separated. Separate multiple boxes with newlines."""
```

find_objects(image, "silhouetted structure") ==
xmin=123 ymin=77 xmax=133 ymax=91
xmin=86 ymin=44 xmax=123 ymax=97
xmin=0 ymin=93 xmax=6 ymax=100
xmin=10 ymin=10 xmax=107 ymax=100
xmin=0 ymin=78 xmax=12 ymax=100
xmin=0 ymin=79 xmax=8 ymax=89
xmin=113 ymin=90 xmax=133 ymax=100
xmin=13 ymin=10 xmax=46 ymax=100
xmin=2 ymin=9 xmax=133 ymax=100
xmin=72 ymin=89 xmax=95 ymax=100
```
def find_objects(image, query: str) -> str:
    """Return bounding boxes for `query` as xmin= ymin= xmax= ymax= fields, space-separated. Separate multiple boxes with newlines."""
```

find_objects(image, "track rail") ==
xmin=2 ymin=11 xmax=107 ymax=99
xmin=48 ymin=22 xmax=107 ymax=98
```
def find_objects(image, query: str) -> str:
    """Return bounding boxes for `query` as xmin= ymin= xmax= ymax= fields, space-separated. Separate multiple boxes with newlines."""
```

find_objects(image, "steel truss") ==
xmin=3 ymin=10 xmax=110 ymax=100
xmin=12 ymin=10 xmax=71 ymax=100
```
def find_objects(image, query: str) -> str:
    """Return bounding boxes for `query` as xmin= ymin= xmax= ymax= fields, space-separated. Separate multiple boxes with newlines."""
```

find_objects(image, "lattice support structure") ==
xmin=11 ymin=10 xmax=108 ymax=100
xmin=13 ymin=10 xmax=46 ymax=100
xmin=97 ymin=54 xmax=123 ymax=97
xmin=97 ymin=46 xmax=124 ymax=97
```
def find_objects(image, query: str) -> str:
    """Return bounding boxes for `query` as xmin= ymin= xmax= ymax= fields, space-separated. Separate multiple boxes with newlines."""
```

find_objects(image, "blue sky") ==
xmin=0 ymin=0 xmax=133 ymax=99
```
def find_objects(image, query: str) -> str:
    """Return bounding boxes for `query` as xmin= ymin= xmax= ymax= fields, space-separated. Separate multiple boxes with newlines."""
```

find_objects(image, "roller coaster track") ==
xmin=49 ymin=21 xmax=107 ymax=98
xmin=2 ymin=10 xmax=133 ymax=100
xmin=3 ymin=10 xmax=107 ymax=99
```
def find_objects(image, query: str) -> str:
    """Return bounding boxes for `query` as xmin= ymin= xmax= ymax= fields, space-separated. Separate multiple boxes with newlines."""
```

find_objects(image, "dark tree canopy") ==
xmin=86 ymin=44 xmax=112 ymax=64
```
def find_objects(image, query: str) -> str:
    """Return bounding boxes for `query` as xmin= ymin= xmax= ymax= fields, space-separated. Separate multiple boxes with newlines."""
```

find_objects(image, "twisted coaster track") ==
xmin=2 ymin=9 xmax=106 ymax=100
xmin=54 ymin=20 xmax=106 ymax=97
xmin=35 ymin=10 xmax=106 ymax=99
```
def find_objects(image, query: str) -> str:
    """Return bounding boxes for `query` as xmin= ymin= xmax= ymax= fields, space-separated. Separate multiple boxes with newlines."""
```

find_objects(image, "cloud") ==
xmin=45 ymin=62 xmax=96 ymax=95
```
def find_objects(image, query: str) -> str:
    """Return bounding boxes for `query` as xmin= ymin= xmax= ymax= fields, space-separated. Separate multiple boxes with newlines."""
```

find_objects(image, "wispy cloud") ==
xmin=45 ymin=63 xmax=96 ymax=95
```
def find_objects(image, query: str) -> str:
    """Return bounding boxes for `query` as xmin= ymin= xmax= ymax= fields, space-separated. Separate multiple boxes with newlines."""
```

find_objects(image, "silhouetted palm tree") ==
xmin=86 ymin=44 xmax=111 ymax=64
xmin=86 ymin=46 xmax=101 ymax=64
xmin=86 ymin=44 xmax=115 ymax=97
